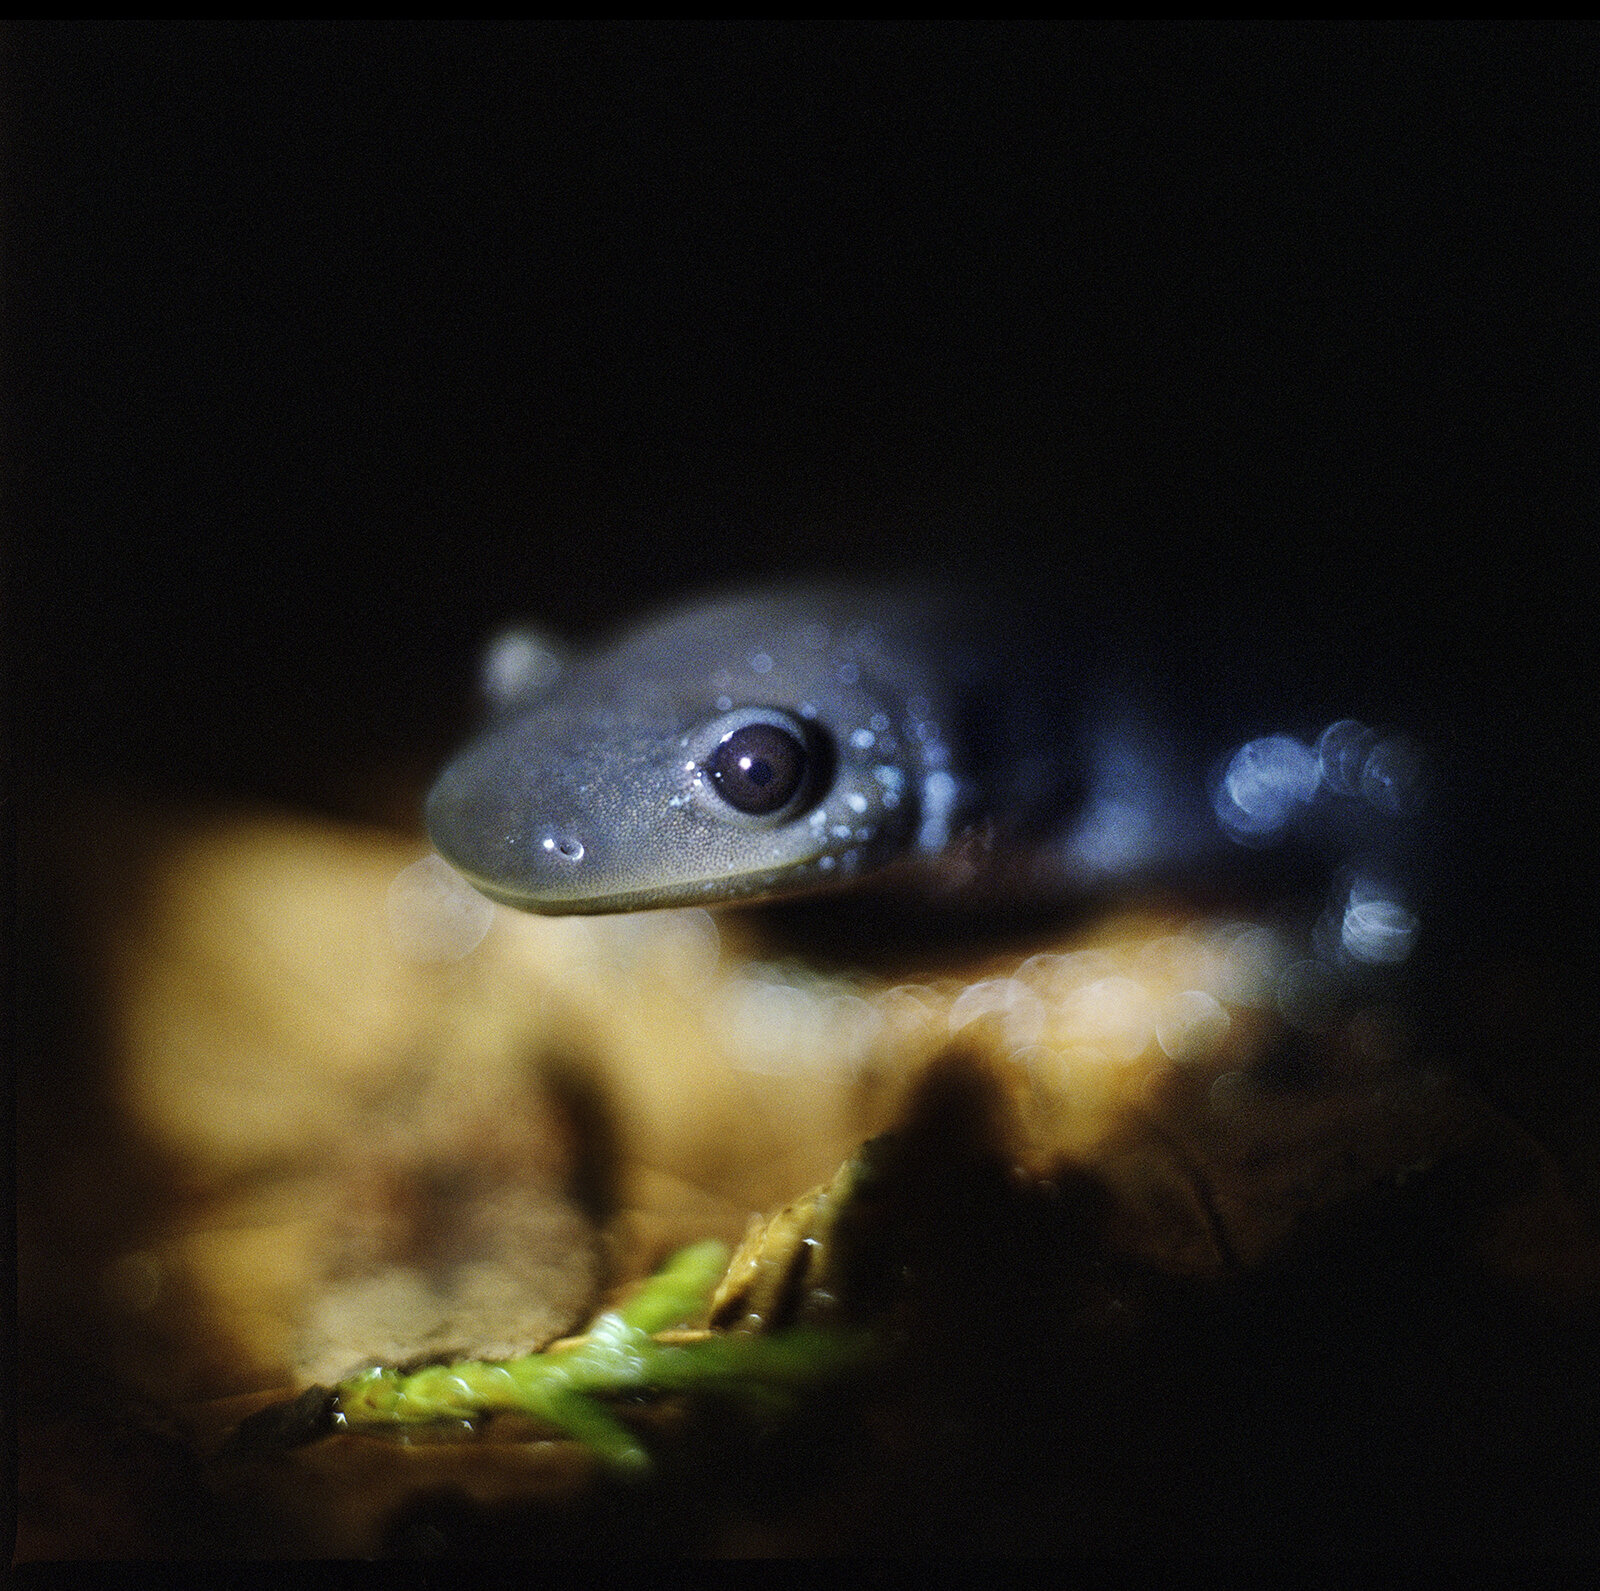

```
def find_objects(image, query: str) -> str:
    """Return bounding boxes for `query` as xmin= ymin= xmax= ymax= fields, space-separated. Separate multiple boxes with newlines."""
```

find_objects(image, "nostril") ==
xmin=541 ymin=833 xmax=585 ymax=863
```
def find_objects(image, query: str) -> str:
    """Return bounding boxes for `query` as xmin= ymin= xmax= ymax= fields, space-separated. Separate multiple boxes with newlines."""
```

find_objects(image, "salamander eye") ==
xmin=707 ymin=722 xmax=808 ymax=815
xmin=689 ymin=706 xmax=831 ymax=825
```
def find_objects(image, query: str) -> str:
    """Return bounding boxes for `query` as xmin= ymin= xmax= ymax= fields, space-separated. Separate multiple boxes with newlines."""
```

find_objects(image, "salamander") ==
xmin=426 ymin=585 xmax=1427 ymax=978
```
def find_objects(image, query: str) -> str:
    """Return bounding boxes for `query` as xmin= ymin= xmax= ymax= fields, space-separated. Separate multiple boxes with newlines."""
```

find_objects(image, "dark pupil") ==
xmin=707 ymin=723 xmax=806 ymax=815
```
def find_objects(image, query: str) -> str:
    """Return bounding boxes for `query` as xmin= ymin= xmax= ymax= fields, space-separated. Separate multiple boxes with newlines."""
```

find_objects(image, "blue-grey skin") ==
xmin=427 ymin=587 xmax=1425 ymax=968
xmin=428 ymin=588 xmax=982 ymax=914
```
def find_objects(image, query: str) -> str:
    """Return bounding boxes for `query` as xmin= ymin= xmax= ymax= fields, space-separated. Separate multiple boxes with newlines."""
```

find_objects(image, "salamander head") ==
xmin=426 ymin=596 xmax=934 ymax=913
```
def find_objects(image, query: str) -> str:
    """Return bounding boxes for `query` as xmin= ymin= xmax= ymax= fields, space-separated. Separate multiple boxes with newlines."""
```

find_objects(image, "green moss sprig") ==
xmin=335 ymin=1239 xmax=873 ymax=1474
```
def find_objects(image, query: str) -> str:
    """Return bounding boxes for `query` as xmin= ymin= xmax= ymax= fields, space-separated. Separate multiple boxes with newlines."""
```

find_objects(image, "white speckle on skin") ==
xmin=837 ymin=661 xmax=859 ymax=685
xmin=850 ymin=728 xmax=876 ymax=750
xmin=716 ymin=695 xmax=733 ymax=712
xmin=846 ymin=791 xmax=868 ymax=814
xmin=750 ymin=652 xmax=773 ymax=674
xmin=832 ymin=824 xmax=852 ymax=840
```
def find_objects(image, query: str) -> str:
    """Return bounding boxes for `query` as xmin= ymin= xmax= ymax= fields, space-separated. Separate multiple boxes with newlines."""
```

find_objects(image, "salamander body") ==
xmin=426 ymin=585 xmax=1426 ymax=979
